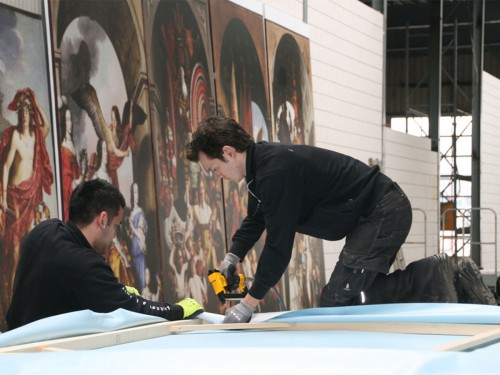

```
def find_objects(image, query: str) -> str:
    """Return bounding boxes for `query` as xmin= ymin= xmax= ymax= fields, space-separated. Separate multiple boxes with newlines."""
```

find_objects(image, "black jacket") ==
xmin=6 ymin=219 xmax=182 ymax=330
xmin=229 ymin=142 xmax=393 ymax=299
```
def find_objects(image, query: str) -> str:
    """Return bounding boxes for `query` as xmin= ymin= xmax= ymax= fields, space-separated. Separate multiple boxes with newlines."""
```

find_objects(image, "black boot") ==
xmin=454 ymin=257 xmax=497 ymax=305
xmin=363 ymin=253 xmax=458 ymax=304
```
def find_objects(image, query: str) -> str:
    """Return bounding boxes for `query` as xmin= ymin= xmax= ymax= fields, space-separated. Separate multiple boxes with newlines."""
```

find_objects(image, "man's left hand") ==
xmin=223 ymin=301 xmax=255 ymax=323
xmin=176 ymin=298 xmax=204 ymax=319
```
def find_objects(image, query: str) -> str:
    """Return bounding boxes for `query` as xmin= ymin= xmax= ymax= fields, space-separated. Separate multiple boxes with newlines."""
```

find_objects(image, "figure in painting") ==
xmin=0 ymin=88 xmax=54 ymax=295
xmin=71 ymin=83 xmax=146 ymax=190
xmin=104 ymin=105 xmax=129 ymax=188
xmin=142 ymin=268 xmax=161 ymax=302
xmin=128 ymin=182 xmax=148 ymax=293
xmin=59 ymin=100 xmax=87 ymax=221
xmin=86 ymin=139 xmax=111 ymax=183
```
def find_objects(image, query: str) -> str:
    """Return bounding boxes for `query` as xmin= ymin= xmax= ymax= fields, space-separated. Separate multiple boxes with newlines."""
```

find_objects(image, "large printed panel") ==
xmin=266 ymin=19 xmax=324 ymax=309
xmin=209 ymin=0 xmax=288 ymax=312
xmin=49 ymin=0 xmax=161 ymax=300
xmin=210 ymin=0 xmax=271 ymax=139
xmin=0 ymin=3 xmax=58 ymax=332
xmin=143 ymin=0 xmax=224 ymax=312
xmin=266 ymin=20 xmax=315 ymax=145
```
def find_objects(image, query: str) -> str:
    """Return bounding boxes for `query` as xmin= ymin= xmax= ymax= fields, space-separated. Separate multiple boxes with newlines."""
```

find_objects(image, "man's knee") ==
xmin=320 ymin=266 xmax=377 ymax=307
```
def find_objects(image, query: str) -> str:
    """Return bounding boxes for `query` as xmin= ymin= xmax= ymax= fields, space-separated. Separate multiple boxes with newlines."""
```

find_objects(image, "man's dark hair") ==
xmin=185 ymin=116 xmax=254 ymax=162
xmin=69 ymin=179 xmax=126 ymax=226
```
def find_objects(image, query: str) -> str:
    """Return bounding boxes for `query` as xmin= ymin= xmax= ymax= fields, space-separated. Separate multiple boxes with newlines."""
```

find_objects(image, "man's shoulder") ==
xmin=255 ymin=143 xmax=312 ymax=173
xmin=53 ymin=235 xmax=104 ymax=275
xmin=32 ymin=219 xmax=98 ymax=260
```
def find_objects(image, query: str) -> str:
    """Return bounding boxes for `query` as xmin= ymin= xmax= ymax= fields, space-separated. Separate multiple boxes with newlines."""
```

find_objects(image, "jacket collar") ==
xmin=245 ymin=142 xmax=256 ymax=183
xmin=67 ymin=220 xmax=94 ymax=251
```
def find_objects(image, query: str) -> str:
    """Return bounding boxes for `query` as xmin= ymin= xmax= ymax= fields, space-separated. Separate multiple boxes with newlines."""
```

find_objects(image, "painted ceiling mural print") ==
xmin=209 ymin=0 xmax=290 ymax=312
xmin=0 ymin=1 xmax=323 ymax=328
xmin=143 ymin=0 xmax=225 ymax=312
xmin=266 ymin=19 xmax=325 ymax=309
xmin=0 ymin=3 xmax=58 ymax=332
xmin=50 ymin=0 xmax=162 ymax=301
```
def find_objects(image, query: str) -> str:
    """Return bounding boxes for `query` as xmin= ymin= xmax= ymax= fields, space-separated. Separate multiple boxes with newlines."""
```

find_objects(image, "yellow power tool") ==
xmin=208 ymin=269 xmax=249 ymax=303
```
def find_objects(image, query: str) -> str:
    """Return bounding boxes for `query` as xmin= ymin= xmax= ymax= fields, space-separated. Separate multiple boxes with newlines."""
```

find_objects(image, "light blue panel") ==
xmin=0 ymin=309 xmax=164 ymax=348
xmin=2 ymin=301 xmax=500 ymax=375
xmin=100 ymin=329 xmax=464 ymax=352
xmin=0 ymin=343 xmax=499 ymax=375
xmin=270 ymin=303 xmax=500 ymax=324
xmin=2 ymin=303 xmax=500 ymax=348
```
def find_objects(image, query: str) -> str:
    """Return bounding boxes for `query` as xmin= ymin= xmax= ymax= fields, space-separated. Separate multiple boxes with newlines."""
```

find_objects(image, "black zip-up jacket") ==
xmin=229 ymin=142 xmax=394 ymax=299
xmin=7 ymin=219 xmax=183 ymax=330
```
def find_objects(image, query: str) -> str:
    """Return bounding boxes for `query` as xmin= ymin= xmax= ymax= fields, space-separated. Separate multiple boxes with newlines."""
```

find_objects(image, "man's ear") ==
xmin=222 ymin=145 xmax=236 ymax=158
xmin=97 ymin=211 xmax=108 ymax=229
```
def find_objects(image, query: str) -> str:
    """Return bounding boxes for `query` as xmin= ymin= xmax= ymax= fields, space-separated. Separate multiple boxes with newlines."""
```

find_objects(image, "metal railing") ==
xmin=405 ymin=208 xmax=428 ymax=258
xmin=393 ymin=208 xmax=428 ymax=271
xmin=440 ymin=207 xmax=498 ymax=278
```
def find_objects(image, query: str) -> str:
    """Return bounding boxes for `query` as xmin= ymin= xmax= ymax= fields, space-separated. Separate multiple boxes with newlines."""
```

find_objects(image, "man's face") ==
xmin=199 ymin=150 xmax=244 ymax=183
xmin=65 ymin=109 xmax=72 ymax=135
xmin=22 ymin=105 xmax=30 ymax=129
xmin=97 ymin=208 xmax=124 ymax=253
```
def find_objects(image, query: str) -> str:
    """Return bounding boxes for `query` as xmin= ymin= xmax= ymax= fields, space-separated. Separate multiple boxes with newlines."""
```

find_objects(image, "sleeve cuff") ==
xmin=166 ymin=303 xmax=184 ymax=321
xmin=248 ymin=278 xmax=271 ymax=300
xmin=228 ymin=245 xmax=247 ymax=261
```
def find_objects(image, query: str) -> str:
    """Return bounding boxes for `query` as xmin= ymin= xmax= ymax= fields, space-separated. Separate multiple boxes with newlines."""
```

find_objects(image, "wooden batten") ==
xmin=2 ymin=319 xmax=500 ymax=354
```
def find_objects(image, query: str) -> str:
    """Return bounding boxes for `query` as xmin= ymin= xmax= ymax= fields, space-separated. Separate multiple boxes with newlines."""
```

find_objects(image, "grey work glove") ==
xmin=223 ymin=301 xmax=255 ymax=324
xmin=219 ymin=252 xmax=240 ymax=290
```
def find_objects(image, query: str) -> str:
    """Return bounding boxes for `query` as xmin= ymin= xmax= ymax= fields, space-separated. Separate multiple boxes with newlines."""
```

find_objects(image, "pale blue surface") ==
xmin=102 ymin=329 xmax=464 ymax=351
xmin=0 ymin=309 xmax=164 ymax=348
xmin=1 ymin=303 xmax=500 ymax=374
xmin=270 ymin=302 xmax=500 ymax=323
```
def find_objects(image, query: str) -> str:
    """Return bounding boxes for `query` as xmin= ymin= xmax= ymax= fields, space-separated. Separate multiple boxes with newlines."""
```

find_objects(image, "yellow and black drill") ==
xmin=208 ymin=269 xmax=249 ymax=303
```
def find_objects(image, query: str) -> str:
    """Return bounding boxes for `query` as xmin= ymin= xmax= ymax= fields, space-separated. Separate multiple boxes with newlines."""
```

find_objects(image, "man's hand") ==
xmin=220 ymin=253 xmax=240 ymax=289
xmin=223 ymin=301 xmax=255 ymax=324
xmin=125 ymin=285 xmax=140 ymax=296
xmin=175 ymin=298 xmax=204 ymax=319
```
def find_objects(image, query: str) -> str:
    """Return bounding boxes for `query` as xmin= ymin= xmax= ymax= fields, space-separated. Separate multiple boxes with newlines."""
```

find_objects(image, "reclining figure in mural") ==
xmin=185 ymin=116 xmax=497 ymax=324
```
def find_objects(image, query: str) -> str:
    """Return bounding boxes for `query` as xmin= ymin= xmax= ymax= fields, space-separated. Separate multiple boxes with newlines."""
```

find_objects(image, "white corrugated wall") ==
xmin=480 ymin=72 xmax=500 ymax=276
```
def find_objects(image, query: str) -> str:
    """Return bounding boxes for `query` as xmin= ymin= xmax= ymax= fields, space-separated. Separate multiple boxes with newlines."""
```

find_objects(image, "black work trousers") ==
xmin=320 ymin=183 xmax=413 ymax=306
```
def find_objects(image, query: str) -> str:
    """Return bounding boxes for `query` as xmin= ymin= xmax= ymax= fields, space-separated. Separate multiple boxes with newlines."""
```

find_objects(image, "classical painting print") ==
xmin=209 ymin=0 xmax=271 ymax=141
xmin=0 ymin=3 xmax=58 ymax=332
xmin=210 ymin=0 xmax=287 ymax=312
xmin=266 ymin=19 xmax=324 ymax=309
xmin=50 ymin=0 xmax=161 ymax=299
xmin=143 ymin=0 xmax=224 ymax=312
xmin=266 ymin=20 xmax=315 ymax=146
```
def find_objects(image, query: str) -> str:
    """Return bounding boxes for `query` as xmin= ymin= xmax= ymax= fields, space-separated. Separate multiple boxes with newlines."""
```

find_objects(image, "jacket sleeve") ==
xmin=229 ymin=213 xmax=266 ymax=260
xmin=249 ymin=170 xmax=303 ymax=300
xmin=74 ymin=260 xmax=184 ymax=320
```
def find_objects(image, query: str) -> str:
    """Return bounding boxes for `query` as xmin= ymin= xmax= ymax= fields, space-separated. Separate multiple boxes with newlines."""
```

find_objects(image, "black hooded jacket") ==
xmin=229 ymin=142 xmax=393 ymax=299
xmin=7 ymin=219 xmax=182 ymax=330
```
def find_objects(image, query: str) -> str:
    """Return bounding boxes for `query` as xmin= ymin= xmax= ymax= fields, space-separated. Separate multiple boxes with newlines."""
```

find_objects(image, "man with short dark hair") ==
xmin=186 ymin=116 xmax=497 ymax=324
xmin=6 ymin=179 xmax=202 ymax=330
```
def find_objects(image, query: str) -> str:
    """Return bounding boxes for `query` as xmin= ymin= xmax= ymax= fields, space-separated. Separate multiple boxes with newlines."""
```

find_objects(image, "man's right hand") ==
xmin=220 ymin=253 xmax=240 ymax=290
xmin=223 ymin=301 xmax=254 ymax=324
